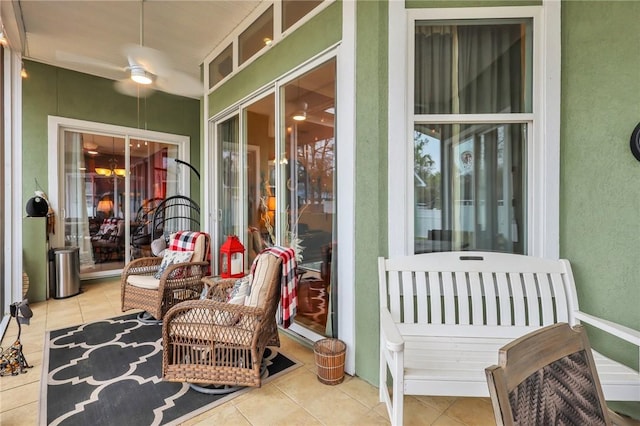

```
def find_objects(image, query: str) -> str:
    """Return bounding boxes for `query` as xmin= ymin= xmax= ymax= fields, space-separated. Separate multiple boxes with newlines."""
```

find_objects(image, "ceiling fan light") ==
xmin=292 ymin=111 xmax=307 ymax=121
xmin=130 ymin=67 xmax=153 ymax=85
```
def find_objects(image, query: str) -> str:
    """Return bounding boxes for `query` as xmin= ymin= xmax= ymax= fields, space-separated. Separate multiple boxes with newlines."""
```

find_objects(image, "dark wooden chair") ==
xmin=485 ymin=323 xmax=636 ymax=426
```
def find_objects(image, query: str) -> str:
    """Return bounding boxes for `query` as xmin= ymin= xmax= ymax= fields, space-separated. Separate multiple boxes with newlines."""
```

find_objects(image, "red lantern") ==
xmin=219 ymin=235 xmax=245 ymax=278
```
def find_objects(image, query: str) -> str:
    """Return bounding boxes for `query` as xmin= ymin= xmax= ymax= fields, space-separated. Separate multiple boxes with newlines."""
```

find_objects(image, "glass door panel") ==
xmin=244 ymin=93 xmax=275 ymax=269
xmin=129 ymin=139 xmax=180 ymax=260
xmin=281 ymin=58 xmax=336 ymax=339
xmin=64 ymin=132 xmax=126 ymax=274
xmin=217 ymin=116 xmax=241 ymax=270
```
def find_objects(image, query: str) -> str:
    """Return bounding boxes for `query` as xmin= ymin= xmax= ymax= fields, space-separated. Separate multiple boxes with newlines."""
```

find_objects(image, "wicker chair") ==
xmin=121 ymin=231 xmax=210 ymax=321
xmin=162 ymin=252 xmax=282 ymax=391
xmin=485 ymin=323 xmax=634 ymax=426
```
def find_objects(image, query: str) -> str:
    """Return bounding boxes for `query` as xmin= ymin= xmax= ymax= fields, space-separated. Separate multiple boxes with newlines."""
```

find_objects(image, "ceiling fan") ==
xmin=55 ymin=1 xmax=202 ymax=98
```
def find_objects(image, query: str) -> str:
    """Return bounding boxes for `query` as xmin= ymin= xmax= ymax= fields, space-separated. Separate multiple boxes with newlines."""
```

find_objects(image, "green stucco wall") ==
xmin=561 ymin=1 xmax=639 ymax=416
xmin=406 ymin=0 xmax=540 ymax=7
xmin=353 ymin=0 xmax=388 ymax=385
xmin=22 ymin=60 xmax=201 ymax=209
xmin=207 ymin=1 xmax=341 ymax=119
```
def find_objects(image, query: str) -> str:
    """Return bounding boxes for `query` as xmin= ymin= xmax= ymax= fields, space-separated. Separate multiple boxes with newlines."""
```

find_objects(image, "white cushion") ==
xmin=127 ymin=274 xmax=160 ymax=290
xmin=245 ymin=255 xmax=280 ymax=308
xmin=153 ymin=249 xmax=194 ymax=279
xmin=228 ymin=275 xmax=251 ymax=305
xmin=151 ymin=237 xmax=166 ymax=256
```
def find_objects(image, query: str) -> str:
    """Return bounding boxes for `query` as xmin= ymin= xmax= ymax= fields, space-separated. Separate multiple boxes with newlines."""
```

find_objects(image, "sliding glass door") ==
xmin=280 ymin=59 xmax=336 ymax=339
xmin=211 ymin=57 xmax=337 ymax=341
xmin=51 ymin=118 xmax=189 ymax=279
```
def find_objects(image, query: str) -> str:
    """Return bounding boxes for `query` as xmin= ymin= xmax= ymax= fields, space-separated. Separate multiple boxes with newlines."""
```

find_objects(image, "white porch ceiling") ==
xmin=2 ymin=0 xmax=262 ymax=96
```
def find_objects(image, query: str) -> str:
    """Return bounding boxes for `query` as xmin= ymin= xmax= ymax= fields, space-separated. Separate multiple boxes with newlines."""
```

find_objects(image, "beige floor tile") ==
xmin=180 ymin=402 xmax=252 ymax=426
xmin=413 ymin=395 xmax=458 ymax=413
xmin=432 ymin=414 xmax=468 ymax=426
xmin=45 ymin=315 xmax=85 ymax=331
xmin=234 ymin=385 xmax=314 ymax=425
xmin=0 ymin=380 xmax=40 ymax=412
xmin=0 ymin=401 xmax=39 ymax=426
xmin=444 ymin=397 xmax=495 ymax=426
xmin=402 ymin=396 xmax=444 ymax=425
xmin=0 ymin=352 xmax=42 ymax=391
xmin=285 ymin=382 xmax=371 ymax=425
xmin=338 ymin=375 xmax=382 ymax=409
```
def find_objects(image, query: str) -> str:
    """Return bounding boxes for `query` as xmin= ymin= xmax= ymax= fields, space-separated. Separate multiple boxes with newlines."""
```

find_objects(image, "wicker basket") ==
xmin=313 ymin=338 xmax=346 ymax=385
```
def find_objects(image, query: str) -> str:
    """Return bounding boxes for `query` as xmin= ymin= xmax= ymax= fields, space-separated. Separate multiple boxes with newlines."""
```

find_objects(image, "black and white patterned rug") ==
xmin=40 ymin=313 xmax=300 ymax=426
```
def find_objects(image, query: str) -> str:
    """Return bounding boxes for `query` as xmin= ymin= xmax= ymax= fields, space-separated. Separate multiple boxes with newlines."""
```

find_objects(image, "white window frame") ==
xmin=388 ymin=2 xmax=560 ymax=259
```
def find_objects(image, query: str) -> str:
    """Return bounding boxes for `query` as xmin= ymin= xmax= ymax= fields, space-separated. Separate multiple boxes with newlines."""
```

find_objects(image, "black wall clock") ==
xmin=631 ymin=122 xmax=640 ymax=162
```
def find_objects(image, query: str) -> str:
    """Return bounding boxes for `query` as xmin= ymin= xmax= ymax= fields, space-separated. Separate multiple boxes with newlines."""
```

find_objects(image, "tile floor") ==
xmin=0 ymin=279 xmax=496 ymax=426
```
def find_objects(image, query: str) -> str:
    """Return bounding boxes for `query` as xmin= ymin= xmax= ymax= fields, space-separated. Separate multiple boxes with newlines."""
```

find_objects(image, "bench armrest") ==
xmin=574 ymin=310 xmax=640 ymax=347
xmin=380 ymin=308 xmax=404 ymax=352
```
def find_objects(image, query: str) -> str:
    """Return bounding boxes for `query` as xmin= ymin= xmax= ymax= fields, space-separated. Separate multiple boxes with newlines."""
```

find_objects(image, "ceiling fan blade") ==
xmin=123 ymin=44 xmax=171 ymax=76
xmin=55 ymin=50 xmax=125 ymax=73
xmin=155 ymin=71 xmax=203 ymax=98
xmin=114 ymin=79 xmax=155 ymax=98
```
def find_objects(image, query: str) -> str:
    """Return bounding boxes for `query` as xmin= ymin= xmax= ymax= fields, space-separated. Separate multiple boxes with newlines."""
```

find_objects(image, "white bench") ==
xmin=378 ymin=251 xmax=640 ymax=426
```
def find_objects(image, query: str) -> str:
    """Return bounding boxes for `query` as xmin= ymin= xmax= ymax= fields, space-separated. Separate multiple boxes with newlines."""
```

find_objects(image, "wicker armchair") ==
xmin=485 ymin=323 xmax=633 ymax=426
xmin=162 ymin=253 xmax=282 ymax=390
xmin=121 ymin=231 xmax=210 ymax=321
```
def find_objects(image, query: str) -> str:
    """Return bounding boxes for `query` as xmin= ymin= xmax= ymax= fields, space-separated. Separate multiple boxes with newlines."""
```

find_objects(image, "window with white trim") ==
xmin=411 ymin=15 xmax=534 ymax=255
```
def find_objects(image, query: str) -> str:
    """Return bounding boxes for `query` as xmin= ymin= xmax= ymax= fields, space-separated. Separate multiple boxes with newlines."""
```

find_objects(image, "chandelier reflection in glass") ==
xmin=95 ymin=137 xmax=126 ymax=178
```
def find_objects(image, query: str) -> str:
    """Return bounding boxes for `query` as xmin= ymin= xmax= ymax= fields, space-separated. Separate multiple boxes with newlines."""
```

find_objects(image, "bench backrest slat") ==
xmin=523 ymin=273 xmax=540 ymax=326
xmin=379 ymin=251 xmax=578 ymax=329
xmin=551 ymin=272 xmax=571 ymax=323
xmin=402 ymin=270 xmax=415 ymax=323
xmin=455 ymin=272 xmax=470 ymax=325
xmin=428 ymin=271 xmax=442 ymax=324
xmin=442 ymin=272 xmax=456 ymax=324
xmin=482 ymin=272 xmax=498 ymax=325
xmin=537 ymin=273 xmax=555 ymax=324
xmin=416 ymin=272 xmax=428 ymax=323
xmin=496 ymin=273 xmax=512 ymax=325
xmin=510 ymin=272 xmax=527 ymax=326
xmin=389 ymin=271 xmax=401 ymax=322
xmin=469 ymin=273 xmax=484 ymax=324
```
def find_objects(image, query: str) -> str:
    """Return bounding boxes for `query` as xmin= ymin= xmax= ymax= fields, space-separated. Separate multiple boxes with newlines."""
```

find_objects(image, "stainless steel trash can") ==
xmin=49 ymin=247 xmax=81 ymax=299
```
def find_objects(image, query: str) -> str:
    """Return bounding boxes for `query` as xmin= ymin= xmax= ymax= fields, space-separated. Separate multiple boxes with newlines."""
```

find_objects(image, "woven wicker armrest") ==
xmin=122 ymin=256 xmax=162 ymax=276
xmin=201 ymin=277 xmax=237 ymax=301
xmin=164 ymin=299 xmax=265 ymax=330
xmin=160 ymin=261 xmax=209 ymax=280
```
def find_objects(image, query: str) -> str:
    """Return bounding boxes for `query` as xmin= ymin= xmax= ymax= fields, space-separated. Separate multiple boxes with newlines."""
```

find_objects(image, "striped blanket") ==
xmin=253 ymin=246 xmax=298 ymax=328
